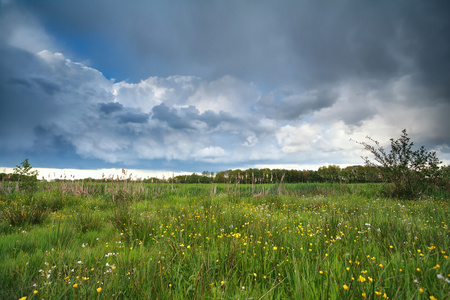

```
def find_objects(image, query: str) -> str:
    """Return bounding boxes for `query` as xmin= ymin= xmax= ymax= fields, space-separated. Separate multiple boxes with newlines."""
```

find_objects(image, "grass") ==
xmin=0 ymin=182 xmax=448 ymax=299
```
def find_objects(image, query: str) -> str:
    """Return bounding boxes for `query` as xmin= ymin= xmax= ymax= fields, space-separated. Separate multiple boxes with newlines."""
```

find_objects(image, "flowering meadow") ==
xmin=0 ymin=182 xmax=449 ymax=299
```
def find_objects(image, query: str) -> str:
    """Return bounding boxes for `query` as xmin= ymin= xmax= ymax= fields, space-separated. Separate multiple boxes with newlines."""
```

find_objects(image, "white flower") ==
xmin=413 ymin=279 xmax=419 ymax=284
xmin=365 ymin=223 xmax=371 ymax=226
xmin=77 ymin=261 xmax=82 ymax=264
xmin=437 ymin=274 xmax=444 ymax=279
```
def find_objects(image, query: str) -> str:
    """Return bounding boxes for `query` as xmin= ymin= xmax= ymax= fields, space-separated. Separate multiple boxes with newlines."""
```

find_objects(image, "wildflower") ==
xmin=221 ymin=280 xmax=225 ymax=286
xmin=187 ymin=245 xmax=191 ymax=249
xmin=416 ymin=268 xmax=421 ymax=272
xmin=19 ymin=297 xmax=27 ymax=300
xmin=419 ymin=288 xmax=424 ymax=293
xmin=375 ymin=291 xmax=382 ymax=296
xmin=77 ymin=261 xmax=82 ymax=264
xmin=253 ymin=273 xmax=257 ymax=277
xmin=319 ymin=271 xmax=324 ymax=274
xmin=362 ymin=292 xmax=367 ymax=298
xmin=273 ymin=246 xmax=278 ymax=250
xmin=433 ymin=264 xmax=440 ymax=269
xmin=73 ymin=283 xmax=78 ymax=288
xmin=343 ymin=284 xmax=349 ymax=290
xmin=33 ymin=290 xmax=38 ymax=294
xmin=429 ymin=296 xmax=437 ymax=300
xmin=357 ymin=275 xmax=366 ymax=282
xmin=97 ymin=287 xmax=102 ymax=293
xmin=379 ymin=264 xmax=383 ymax=268
xmin=437 ymin=274 xmax=444 ymax=279
xmin=383 ymin=293 xmax=388 ymax=299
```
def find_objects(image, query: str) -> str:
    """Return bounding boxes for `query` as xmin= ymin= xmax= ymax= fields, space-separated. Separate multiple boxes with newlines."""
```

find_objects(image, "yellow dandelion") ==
xmin=383 ymin=293 xmax=388 ymax=299
xmin=429 ymin=296 xmax=437 ymax=300
xmin=379 ymin=264 xmax=383 ymax=268
xmin=416 ymin=268 xmax=421 ymax=272
xmin=273 ymin=246 xmax=278 ymax=250
xmin=433 ymin=264 xmax=440 ymax=269
xmin=343 ymin=284 xmax=349 ymax=290
xmin=375 ymin=291 xmax=382 ymax=296
xmin=319 ymin=270 xmax=324 ymax=274
xmin=33 ymin=290 xmax=38 ymax=295
xmin=357 ymin=275 xmax=366 ymax=282
xmin=73 ymin=283 xmax=78 ymax=288
xmin=419 ymin=288 xmax=424 ymax=293
xmin=362 ymin=292 xmax=367 ymax=298
xmin=19 ymin=297 xmax=27 ymax=300
xmin=96 ymin=287 xmax=102 ymax=293
xmin=253 ymin=273 xmax=257 ymax=277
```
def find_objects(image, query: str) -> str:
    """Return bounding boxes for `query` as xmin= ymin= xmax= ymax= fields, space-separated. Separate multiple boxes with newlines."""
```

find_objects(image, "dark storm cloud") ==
xmin=99 ymin=102 xmax=123 ymax=114
xmin=1 ymin=0 xmax=449 ymax=168
xmin=31 ymin=77 xmax=62 ymax=95
xmin=21 ymin=1 xmax=450 ymax=90
xmin=151 ymin=103 xmax=194 ymax=130
xmin=117 ymin=112 xmax=149 ymax=124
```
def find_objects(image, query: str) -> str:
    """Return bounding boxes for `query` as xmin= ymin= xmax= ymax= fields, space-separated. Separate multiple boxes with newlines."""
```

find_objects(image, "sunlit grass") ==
xmin=0 ymin=183 xmax=448 ymax=299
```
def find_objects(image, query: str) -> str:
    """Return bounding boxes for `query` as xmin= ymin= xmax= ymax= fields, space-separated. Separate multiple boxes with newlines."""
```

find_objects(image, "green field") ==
xmin=1 ymin=182 xmax=449 ymax=299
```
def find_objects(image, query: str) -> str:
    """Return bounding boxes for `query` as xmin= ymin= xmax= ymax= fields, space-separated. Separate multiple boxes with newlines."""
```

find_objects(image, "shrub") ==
xmin=356 ymin=129 xmax=444 ymax=198
xmin=1 ymin=203 xmax=49 ymax=226
xmin=13 ymin=159 xmax=39 ymax=193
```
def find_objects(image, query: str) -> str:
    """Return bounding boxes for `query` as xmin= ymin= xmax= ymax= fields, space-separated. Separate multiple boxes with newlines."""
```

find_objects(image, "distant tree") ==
xmin=13 ymin=159 xmax=39 ymax=193
xmin=356 ymin=129 xmax=443 ymax=198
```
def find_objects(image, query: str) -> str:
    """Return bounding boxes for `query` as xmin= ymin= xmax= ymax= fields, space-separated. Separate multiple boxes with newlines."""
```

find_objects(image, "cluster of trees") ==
xmin=212 ymin=165 xmax=383 ymax=184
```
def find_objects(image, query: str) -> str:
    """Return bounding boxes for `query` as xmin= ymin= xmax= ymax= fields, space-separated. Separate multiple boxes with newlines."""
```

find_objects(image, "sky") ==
xmin=1 ymin=0 xmax=449 ymax=179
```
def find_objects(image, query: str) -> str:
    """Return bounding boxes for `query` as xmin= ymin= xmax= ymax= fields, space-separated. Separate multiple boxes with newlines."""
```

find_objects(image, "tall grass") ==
xmin=0 ymin=183 xmax=448 ymax=299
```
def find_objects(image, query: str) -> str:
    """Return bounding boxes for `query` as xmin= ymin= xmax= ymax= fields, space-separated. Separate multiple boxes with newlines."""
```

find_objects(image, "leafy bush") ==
xmin=1 ymin=203 xmax=49 ymax=226
xmin=13 ymin=159 xmax=39 ymax=193
xmin=357 ymin=129 xmax=444 ymax=198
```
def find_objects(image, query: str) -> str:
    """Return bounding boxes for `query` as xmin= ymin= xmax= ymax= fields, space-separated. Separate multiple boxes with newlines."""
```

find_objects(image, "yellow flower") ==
xmin=383 ymin=293 xmax=388 ymax=299
xmin=187 ymin=245 xmax=191 ymax=249
xmin=362 ymin=292 xmax=367 ymax=298
xmin=19 ymin=297 xmax=27 ymax=300
xmin=416 ymin=268 xmax=421 ymax=272
xmin=73 ymin=283 xmax=78 ymax=288
xmin=379 ymin=264 xmax=383 ymax=268
xmin=273 ymin=246 xmax=278 ymax=250
xmin=319 ymin=270 xmax=324 ymax=274
xmin=357 ymin=275 xmax=366 ymax=282
xmin=346 ymin=267 xmax=350 ymax=271
xmin=221 ymin=280 xmax=225 ymax=286
xmin=96 ymin=287 xmax=102 ymax=293
xmin=419 ymin=288 xmax=424 ymax=293
xmin=375 ymin=291 xmax=382 ymax=296
xmin=253 ymin=273 xmax=257 ymax=277
xmin=33 ymin=290 xmax=38 ymax=294
xmin=429 ymin=296 xmax=437 ymax=300
xmin=433 ymin=264 xmax=440 ymax=269
xmin=343 ymin=284 xmax=349 ymax=290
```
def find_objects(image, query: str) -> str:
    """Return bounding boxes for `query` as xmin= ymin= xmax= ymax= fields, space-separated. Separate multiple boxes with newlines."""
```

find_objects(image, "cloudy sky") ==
xmin=1 ymin=0 xmax=449 ymax=176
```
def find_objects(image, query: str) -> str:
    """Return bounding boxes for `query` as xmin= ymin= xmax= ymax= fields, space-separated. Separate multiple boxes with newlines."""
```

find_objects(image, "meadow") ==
xmin=0 ymin=181 xmax=449 ymax=299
